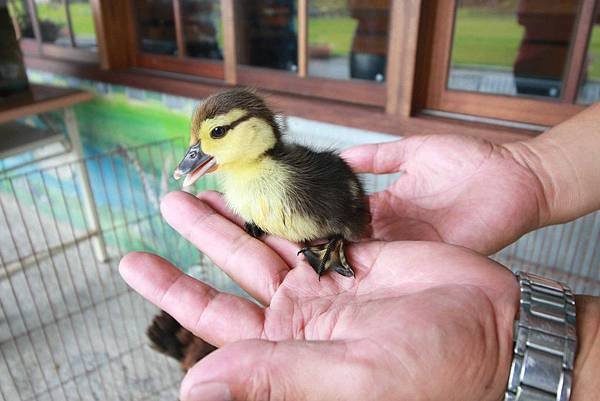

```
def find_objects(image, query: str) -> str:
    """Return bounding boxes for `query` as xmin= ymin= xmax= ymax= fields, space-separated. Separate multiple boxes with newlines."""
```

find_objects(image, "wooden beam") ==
xmin=438 ymin=89 xmax=584 ymax=126
xmin=297 ymin=0 xmax=308 ymax=77
xmin=385 ymin=0 xmax=422 ymax=116
xmin=24 ymin=55 xmax=539 ymax=143
xmin=137 ymin=53 xmax=224 ymax=80
xmin=420 ymin=0 xmax=456 ymax=112
xmin=90 ymin=0 xmax=135 ymax=69
xmin=0 ymin=84 xmax=93 ymax=124
xmin=222 ymin=0 xmax=237 ymax=84
xmin=173 ymin=0 xmax=186 ymax=59
xmin=562 ymin=0 xmax=597 ymax=103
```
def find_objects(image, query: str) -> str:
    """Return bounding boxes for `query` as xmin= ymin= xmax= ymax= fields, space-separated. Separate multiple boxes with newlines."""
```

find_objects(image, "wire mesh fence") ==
xmin=0 ymin=138 xmax=233 ymax=401
xmin=493 ymin=211 xmax=600 ymax=295
xmin=0 ymin=138 xmax=598 ymax=400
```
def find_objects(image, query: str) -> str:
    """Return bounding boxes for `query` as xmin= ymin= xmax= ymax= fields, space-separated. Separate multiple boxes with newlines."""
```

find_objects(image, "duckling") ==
xmin=147 ymin=310 xmax=216 ymax=371
xmin=173 ymin=88 xmax=369 ymax=277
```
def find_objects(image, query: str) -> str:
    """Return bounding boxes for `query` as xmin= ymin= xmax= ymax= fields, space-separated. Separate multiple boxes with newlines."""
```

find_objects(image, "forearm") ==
xmin=570 ymin=295 xmax=600 ymax=401
xmin=507 ymin=103 xmax=600 ymax=226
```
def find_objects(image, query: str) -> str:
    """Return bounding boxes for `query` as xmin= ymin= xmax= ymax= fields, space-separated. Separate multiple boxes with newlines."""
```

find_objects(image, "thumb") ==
xmin=180 ymin=339 xmax=391 ymax=401
xmin=341 ymin=139 xmax=407 ymax=174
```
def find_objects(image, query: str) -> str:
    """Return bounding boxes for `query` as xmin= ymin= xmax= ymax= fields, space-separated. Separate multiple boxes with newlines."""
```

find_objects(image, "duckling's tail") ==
xmin=147 ymin=311 xmax=216 ymax=371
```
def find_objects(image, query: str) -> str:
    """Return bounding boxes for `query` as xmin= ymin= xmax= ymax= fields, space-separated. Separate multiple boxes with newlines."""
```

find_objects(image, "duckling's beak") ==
xmin=173 ymin=142 xmax=218 ymax=186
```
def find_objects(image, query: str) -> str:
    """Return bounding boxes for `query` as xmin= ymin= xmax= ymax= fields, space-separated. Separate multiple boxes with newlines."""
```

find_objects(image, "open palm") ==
xmin=343 ymin=135 xmax=548 ymax=255
xmin=120 ymin=191 xmax=518 ymax=401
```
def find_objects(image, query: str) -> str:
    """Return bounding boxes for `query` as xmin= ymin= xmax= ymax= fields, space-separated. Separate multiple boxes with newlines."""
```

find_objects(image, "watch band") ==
xmin=505 ymin=272 xmax=577 ymax=401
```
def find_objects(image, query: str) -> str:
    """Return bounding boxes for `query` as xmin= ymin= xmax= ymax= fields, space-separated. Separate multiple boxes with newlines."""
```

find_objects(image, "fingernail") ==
xmin=185 ymin=382 xmax=231 ymax=401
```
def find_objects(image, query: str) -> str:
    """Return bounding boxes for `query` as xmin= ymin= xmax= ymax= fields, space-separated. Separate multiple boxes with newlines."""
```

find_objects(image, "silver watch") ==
xmin=505 ymin=272 xmax=577 ymax=401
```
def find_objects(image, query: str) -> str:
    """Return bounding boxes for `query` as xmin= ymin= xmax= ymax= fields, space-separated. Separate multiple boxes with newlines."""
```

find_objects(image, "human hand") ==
xmin=120 ymin=191 xmax=519 ymax=401
xmin=342 ymin=134 xmax=549 ymax=255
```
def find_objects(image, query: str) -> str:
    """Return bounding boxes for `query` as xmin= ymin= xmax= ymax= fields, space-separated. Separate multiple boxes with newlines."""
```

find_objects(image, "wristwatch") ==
xmin=505 ymin=271 xmax=577 ymax=401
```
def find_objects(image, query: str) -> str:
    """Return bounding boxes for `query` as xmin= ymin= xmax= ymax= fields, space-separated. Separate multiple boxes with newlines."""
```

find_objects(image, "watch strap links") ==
xmin=504 ymin=271 xmax=577 ymax=401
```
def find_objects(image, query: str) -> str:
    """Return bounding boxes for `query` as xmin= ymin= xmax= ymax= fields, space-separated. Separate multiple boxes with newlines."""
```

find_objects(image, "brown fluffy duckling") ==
xmin=173 ymin=88 xmax=369 ymax=277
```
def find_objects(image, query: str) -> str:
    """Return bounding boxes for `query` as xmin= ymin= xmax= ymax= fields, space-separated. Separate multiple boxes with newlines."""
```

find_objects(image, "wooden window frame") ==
xmin=128 ymin=0 xmax=225 ymax=80
xmin=123 ymin=0 xmax=395 ymax=107
xmin=415 ymin=0 xmax=597 ymax=126
xmin=14 ymin=0 xmax=100 ymax=63
xmin=22 ymin=0 xmax=539 ymax=144
xmin=231 ymin=0 xmax=386 ymax=107
xmin=25 ymin=0 xmax=599 ymax=140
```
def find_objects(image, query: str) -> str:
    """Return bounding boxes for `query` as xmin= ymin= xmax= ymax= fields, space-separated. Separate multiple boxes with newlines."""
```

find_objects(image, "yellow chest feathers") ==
xmin=219 ymin=158 xmax=321 ymax=242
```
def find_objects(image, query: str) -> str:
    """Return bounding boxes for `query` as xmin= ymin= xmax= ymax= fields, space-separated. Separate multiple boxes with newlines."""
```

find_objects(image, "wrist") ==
xmin=502 ymin=140 xmax=555 ymax=228
xmin=506 ymin=102 xmax=600 ymax=226
xmin=570 ymin=295 xmax=600 ymax=401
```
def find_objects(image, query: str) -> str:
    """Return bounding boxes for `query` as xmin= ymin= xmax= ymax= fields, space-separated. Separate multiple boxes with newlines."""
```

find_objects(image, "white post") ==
xmin=64 ymin=107 xmax=108 ymax=262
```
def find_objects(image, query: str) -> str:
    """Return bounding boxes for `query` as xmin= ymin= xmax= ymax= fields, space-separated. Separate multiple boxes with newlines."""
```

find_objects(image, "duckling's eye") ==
xmin=210 ymin=126 xmax=227 ymax=139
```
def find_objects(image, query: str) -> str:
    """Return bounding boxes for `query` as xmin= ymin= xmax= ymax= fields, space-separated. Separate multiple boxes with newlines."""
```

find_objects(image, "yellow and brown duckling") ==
xmin=173 ymin=88 xmax=369 ymax=277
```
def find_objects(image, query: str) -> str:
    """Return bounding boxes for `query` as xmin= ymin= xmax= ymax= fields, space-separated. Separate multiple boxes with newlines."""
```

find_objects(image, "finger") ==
xmin=196 ymin=190 xmax=244 ymax=225
xmin=161 ymin=191 xmax=289 ymax=305
xmin=180 ymin=339 xmax=393 ymax=401
xmin=197 ymin=190 xmax=300 ymax=267
xmin=119 ymin=252 xmax=264 ymax=346
xmin=341 ymin=140 xmax=407 ymax=174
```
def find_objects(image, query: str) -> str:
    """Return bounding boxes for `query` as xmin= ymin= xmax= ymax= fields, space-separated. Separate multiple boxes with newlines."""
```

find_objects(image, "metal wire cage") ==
xmin=0 ymin=138 xmax=598 ymax=401
xmin=0 ymin=138 xmax=235 ymax=401
xmin=493 ymin=212 xmax=600 ymax=295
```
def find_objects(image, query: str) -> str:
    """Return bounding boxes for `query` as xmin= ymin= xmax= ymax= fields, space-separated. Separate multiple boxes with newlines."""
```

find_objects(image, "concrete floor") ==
xmin=0 ymin=244 xmax=182 ymax=401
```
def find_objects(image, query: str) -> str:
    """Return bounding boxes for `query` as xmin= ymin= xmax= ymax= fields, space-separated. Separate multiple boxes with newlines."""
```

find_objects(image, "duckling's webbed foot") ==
xmin=332 ymin=240 xmax=354 ymax=277
xmin=245 ymin=222 xmax=264 ymax=238
xmin=298 ymin=237 xmax=355 ymax=278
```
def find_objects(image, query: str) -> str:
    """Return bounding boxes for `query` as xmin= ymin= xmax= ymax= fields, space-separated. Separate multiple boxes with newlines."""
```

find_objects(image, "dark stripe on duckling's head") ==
xmin=191 ymin=88 xmax=282 ymax=141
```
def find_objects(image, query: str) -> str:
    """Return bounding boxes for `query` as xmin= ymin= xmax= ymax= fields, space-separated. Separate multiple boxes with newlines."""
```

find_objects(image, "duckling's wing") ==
xmin=268 ymin=144 xmax=370 ymax=240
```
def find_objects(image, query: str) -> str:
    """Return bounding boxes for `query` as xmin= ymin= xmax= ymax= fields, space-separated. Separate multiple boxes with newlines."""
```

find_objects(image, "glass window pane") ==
xmin=308 ymin=0 xmax=389 ymax=82
xmin=449 ymin=0 xmax=580 ymax=99
xmin=8 ymin=0 xmax=35 ymax=39
xmin=236 ymin=0 xmax=298 ymax=72
xmin=135 ymin=0 xmax=177 ymax=55
xmin=577 ymin=6 xmax=600 ymax=104
xmin=181 ymin=0 xmax=223 ymax=59
xmin=69 ymin=0 xmax=97 ymax=50
xmin=35 ymin=0 xmax=72 ymax=46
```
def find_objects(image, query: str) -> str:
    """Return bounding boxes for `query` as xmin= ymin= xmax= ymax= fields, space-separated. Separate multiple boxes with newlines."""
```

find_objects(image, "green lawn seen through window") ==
xmin=35 ymin=1 xmax=95 ymax=37
xmin=451 ymin=8 xmax=600 ymax=80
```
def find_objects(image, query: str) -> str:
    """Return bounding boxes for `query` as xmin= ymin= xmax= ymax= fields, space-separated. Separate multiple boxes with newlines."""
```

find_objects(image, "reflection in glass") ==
xmin=34 ymin=0 xmax=71 ymax=46
xmin=577 ymin=8 xmax=600 ymax=104
xmin=181 ymin=0 xmax=222 ymax=59
xmin=135 ymin=0 xmax=177 ymax=55
xmin=308 ymin=0 xmax=389 ymax=82
xmin=69 ymin=0 xmax=97 ymax=50
xmin=8 ymin=0 xmax=35 ymax=39
xmin=235 ymin=0 xmax=298 ymax=71
xmin=449 ymin=0 xmax=580 ymax=98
